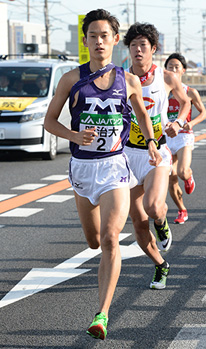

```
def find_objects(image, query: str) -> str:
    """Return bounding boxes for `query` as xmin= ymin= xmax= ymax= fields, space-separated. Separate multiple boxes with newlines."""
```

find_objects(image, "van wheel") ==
xmin=43 ymin=134 xmax=57 ymax=160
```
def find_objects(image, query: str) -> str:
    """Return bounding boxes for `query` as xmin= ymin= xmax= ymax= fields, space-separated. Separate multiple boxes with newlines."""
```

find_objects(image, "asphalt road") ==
xmin=0 ymin=121 xmax=206 ymax=349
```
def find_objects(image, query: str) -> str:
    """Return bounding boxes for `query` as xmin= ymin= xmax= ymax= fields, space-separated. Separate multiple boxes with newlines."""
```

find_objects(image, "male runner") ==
xmin=123 ymin=23 xmax=190 ymax=289
xmin=44 ymin=10 xmax=162 ymax=340
xmin=165 ymin=53 xmax=206 ymax=223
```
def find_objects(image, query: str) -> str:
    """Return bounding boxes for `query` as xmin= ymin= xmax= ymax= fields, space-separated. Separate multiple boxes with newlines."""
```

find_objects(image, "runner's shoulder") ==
xmin=124 ymin=70 xmax=141 ymax=87
xmin=61 ymin=67 xmax=80 ymax=86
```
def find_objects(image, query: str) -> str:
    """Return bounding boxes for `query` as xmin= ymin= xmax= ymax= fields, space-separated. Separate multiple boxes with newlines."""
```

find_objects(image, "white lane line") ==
xmin=202 ymin=294 xmax=206 ymax=303
xmin=195 ymin=141 xmax=206 ymax=145
xmin=0 ymin=194 xmax=17 ymax=201
xmin=0 ymin=234 xmax=131 ymax=308
xmin=11 ymin=184 xmax=47 ymax=190
xmin=66 ymin=187 xmax=74 ymax=191
xmin=168 ymin=324 xmax=206 ymax=349
xmin=41 ymin=175 xmax=68 ymax=181
xmin=0 ymin=208 xmax=43 ymax=217
xmin=36 ymin=195 xmax=74 ymax=203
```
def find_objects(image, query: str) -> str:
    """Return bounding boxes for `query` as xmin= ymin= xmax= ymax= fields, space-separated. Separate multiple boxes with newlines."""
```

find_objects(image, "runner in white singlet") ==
xmin=123 ymin=23 xmax=190 ymax=290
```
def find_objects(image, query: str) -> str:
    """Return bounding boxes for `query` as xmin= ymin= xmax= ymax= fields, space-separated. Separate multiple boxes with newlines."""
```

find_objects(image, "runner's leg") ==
xmin=176 ymin=146 xmax=193 ymax=181
xmin=129 ymin=184 xmax=164 ymax=265
xmin=169 ymin=154 xmax=186 ymax=211
xmin=143 ymin=166 xmax=170 ymax=225
xmin=74 ymin=192 xmax=101 ymax=249
xmin=75 ymin=186 xmax=130 ymax=318
xmin=98 ymin=186 xmax=130 ymax=317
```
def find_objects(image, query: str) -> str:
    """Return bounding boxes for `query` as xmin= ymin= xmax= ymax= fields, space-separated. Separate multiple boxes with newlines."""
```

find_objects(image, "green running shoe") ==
xmin=86 ymin=312 xmax=108 ymax=340
xmin=154 ymin=218 xmax=172 ymax=252
xmin=150 ymin=262 xmax=170 ymax=289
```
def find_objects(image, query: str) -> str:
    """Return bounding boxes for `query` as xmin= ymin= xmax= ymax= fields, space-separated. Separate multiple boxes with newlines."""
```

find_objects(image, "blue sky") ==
xmin=3 ymin=0 xmax=206 ymax=65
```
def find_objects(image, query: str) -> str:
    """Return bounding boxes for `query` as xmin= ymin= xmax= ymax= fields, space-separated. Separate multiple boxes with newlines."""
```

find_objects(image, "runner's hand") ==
xmin=148 ymin=142 xmax=162 ymax=167
xmin=71 ymin=127 xmax=98 ymax=146
xmin=183 ymin=122 xmax=192 ymax=131
xmin=165 ymin=122 xmax=180 ymax=138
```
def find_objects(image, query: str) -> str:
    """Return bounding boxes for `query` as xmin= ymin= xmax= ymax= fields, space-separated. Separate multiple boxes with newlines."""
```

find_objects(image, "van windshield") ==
xmin=0 ymin=67 xmax=51 ymax=97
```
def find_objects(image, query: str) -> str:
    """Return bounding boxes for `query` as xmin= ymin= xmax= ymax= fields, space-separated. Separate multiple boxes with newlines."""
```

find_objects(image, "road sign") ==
xmin=78 ymin=15 xmax=90 ymax=65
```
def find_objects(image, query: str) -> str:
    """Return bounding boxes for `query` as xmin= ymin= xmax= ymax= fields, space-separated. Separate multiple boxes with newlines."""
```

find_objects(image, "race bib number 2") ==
xmin=79 ymin=113 xmax=123 ymax=152
xmin=129 ymin=113 xmax=163 ymax=146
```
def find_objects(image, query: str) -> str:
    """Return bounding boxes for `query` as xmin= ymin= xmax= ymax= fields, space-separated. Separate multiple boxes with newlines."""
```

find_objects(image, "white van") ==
xmin=0 ymin=57 xmax=79 ymax=159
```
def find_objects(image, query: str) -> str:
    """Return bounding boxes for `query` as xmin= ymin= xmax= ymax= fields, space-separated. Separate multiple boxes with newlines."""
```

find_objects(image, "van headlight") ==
xmin=19 ymin=111 xmax=46 ymax=123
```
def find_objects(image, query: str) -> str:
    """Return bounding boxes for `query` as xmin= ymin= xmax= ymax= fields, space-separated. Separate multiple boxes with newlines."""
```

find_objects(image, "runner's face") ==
xmin=166 ymin=58 xmax=185 ymax=79
xmin=129 ymin=36 xmax=156 ymax=66
xmin=83 ymin=20 xmax=119 ymax=62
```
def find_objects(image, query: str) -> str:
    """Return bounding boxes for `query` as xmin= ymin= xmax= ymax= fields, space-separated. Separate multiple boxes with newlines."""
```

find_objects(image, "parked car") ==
xmin=0 ymin=57 xmax=79 ymax=159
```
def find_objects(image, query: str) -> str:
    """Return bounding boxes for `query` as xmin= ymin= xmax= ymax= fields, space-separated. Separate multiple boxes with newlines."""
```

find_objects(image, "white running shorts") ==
xmin=68 ymin=153 xmax=138 ymax=206
xmin=124 ymin=144 xmax=172 ymax=186
xmin=166 ymin=132 xmax=194 ymax=155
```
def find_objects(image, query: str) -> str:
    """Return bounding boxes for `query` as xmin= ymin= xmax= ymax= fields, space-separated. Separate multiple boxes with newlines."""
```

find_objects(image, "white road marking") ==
xmin=168 ymin=324 xmax=206 ymax=348
xmin=120 ymin=241 xmax=145 ymax=259
xmin=41 ymin=175 xmax=68 ymax=181
xmin=202 ymin=295 xmax=206 ymax=303
xmin=11 ymin=183 xmax=47 ymax=190
xmin=195 ymin=141 xmax=206 ymax=145
xmin=36 ymin=195 xmax=74 ymax=203
xmin=0 ymin=234 xmax=140 ymax=308
xmin=0 ymin=208 xmax=44 ymax=217
xmin=0 ymin=194 xmax=17 ymax=201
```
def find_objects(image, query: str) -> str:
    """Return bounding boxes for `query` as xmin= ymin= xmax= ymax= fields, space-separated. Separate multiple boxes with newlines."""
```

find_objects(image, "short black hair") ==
xmin=123 ymin=22 xmax=159 ymax=49
xmin=82 ymin=9 xmax=119 ymax=37
xmin=164 ymin=53 xmax=187 ymax=70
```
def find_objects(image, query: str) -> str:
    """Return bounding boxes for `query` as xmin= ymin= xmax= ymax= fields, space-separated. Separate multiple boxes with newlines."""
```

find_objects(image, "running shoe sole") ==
xmin=174 ymin=216 xmax=188 ymax=224
xmin=87 ymin=324 xmax=107 ymax=340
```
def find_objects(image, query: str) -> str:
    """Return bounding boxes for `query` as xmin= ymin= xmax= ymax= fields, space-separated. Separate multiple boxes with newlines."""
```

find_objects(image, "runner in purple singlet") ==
xmin=44 ymin=9 xmax=162 ymax=340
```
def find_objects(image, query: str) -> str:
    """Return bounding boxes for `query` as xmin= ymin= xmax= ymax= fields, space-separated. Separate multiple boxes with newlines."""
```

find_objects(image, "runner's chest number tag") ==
xmin=79 ymin=113 xmax=123 ymax=152
xmin=129 ymin=113 xmax=162 ymax=146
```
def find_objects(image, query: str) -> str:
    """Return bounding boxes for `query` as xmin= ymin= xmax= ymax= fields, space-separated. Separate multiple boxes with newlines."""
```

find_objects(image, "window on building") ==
xmin=32 ymin=35 xmax=36 ymax=44
xmin=41 ymin=36 xmax=46 ymax=44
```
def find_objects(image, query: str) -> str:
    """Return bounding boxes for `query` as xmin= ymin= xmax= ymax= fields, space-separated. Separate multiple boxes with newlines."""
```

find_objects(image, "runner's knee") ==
xmin=100 ymin=231 xmax=119 ymax=251
xmin=145 ymin=200 xmax=167 ymax=220
xmin=87 ymin=239 xmax=100 ymax=249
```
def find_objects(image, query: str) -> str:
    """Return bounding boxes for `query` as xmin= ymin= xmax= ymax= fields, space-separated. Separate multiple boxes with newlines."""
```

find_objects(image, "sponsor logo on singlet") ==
xmin=79 ymin=97 xmax=124 ymax=152
xmin=129 ymin=113 xmax=163 ymax=147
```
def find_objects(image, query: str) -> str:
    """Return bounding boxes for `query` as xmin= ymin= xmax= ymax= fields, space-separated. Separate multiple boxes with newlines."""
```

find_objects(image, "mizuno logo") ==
xmin=112 ymin=89 xmax=123 ymax=96
xmin=74 ymin=182 xmax=83 ymax=189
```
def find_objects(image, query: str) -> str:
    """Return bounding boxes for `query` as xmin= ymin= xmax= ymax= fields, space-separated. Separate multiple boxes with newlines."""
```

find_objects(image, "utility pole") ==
xmin=203 ymin=12 xmax=206 ymax=68
xmin=173 ymin=0 xmax=184 ymax=53
xmin=177 ymin=0 xmax=181 ymax=52
xmin=27 ymin=0 xmax=30 ymax=22
xmin=44 ymin=0 xmax=51 ymax=56
xmin=134 ymin=0 xmax=136 ymax=23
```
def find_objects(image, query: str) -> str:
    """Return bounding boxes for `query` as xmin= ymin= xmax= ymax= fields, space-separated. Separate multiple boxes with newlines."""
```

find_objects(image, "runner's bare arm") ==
xmin=44 ymin=68 xmax=98 ymax=146
xmin=184 ymin=87 xmax=206 ymax=130
xmin=125 ymin=71 xmax=162 ymax=166
xmin=164 ymin=70 xmax=191 ymax=137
